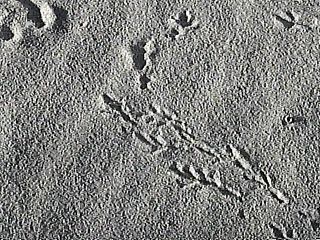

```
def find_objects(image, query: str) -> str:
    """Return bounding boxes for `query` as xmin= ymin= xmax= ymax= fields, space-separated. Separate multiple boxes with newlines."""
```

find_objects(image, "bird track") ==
xmin=99 ymin=94 xmax=290 ymax=206
xmin=97 ymin=7 xmax=316 ymax=239
xmin=0 ymin=1 xmax=68 ymax=44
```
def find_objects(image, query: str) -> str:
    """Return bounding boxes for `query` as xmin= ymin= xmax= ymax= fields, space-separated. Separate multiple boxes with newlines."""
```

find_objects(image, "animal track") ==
xmin=17 ymin=0 xmax=45 ymax=28
xmin=149 ymin=104 xmax=224 ymax=158
xmin=166 ymin=10 xmax=199 ymax=40
xmin=274 ymin=11 xmax=295 ymax=29
xmin=227 ymin=145 xmax=253 ymax=173
xmin=0 ymin=4 xmax=15 ymax=42
xmin=269 ymin=188 xmax=290 ymax=205
xmin=170 ymin=162 xmax=213 ymax=186
xmin=0 ymin=25 xmax=14 ymax=41
xmin=97 ymin=6 xmax=317 ymax=237
xmin=15 ymin=1 xmax=65 ymax=29
xmin=227 ymin=144 xmax=289 ymax=204
xmin=51 ymin=5 xmax=68 ymax=31
xmin=274 ymin=10 xmax=311 ymax=31
xmin=170 ymin=162 xmax=243 ymax=202
xmin=130 ymin=38 xmax=156 ymax=89
xmin=130 ymin=38 xmax=156 ymax=70
xmin=167 ymin=28 xmax=180 ymax=40
xmin=131 ymin=40 xmax=147 ymax=70
xmin=176 ymin=10 xmax=195 ymax=28
xmin=168 ymin=145 xmax=289 ymax=205
xmin=100 ymin=94 xmax=170 ymax=152
xmin=299 ymin=207 xmax=320 ymax=232
xmin=310 ymin=208 xmax=320 ymax=232
xmin=100 ymin=95 xmax=290 ymax=206
xmin=100 ymin=94 xmax=137 ymax=127
xmin=99 ymin=94 xmax=225 ymax=157
xmin=269 ymin=223 xmax=296 ymax=239
xmin=139 ymin=74 xmax=151 ymax=90
xmin=282 ymin=115 xmax=306 ymax=126
xmin=0 ymin=1 xmax=67 ymax=45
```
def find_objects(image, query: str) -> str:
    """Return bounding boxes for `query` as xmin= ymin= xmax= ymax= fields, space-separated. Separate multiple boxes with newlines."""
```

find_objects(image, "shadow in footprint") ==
xmin=275 ymin=15 xmax=294 ymax=29
xmin=311 ymin=207 xmax=320 ymax=231
xmin=282 ymin=115 xmax=306 ymax=126
xmin=176 ymin=10 xmax=194 ymax=28
xmin=17 ymin=0 xmax=45 ymax=28
xmin=52 ymin=6 xmax=69 ymax=32
xmin=166 ymin=28 xmax=179 ymax=40
xmin=269 ymin=224 xmax=286 ymax=239
xmin=139 ymin=74 xmax=151 ymax=90
xmin=0 ymin=25 xmax=14 ymax=41
xmin=131 ymin=41 xmax=147 ymax=70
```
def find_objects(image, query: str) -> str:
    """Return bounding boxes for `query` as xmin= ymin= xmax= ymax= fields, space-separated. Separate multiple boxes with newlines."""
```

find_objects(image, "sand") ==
xmin=0 ymin=0 xmax=320 ymax=239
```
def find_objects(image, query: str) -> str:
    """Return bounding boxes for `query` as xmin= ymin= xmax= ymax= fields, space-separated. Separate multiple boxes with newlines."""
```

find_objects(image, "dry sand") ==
xmin=0 ymin=0 xmax=320 ymax=239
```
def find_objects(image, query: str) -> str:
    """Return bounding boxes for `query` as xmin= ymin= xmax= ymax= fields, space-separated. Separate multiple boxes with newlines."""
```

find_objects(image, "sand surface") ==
xmin=0 ymin=0 xmax=320 ymax=239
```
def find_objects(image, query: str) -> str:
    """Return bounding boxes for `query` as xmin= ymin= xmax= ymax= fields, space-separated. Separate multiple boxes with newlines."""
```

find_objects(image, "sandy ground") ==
xmin=0 ymin=0 xmax=320 ymax=239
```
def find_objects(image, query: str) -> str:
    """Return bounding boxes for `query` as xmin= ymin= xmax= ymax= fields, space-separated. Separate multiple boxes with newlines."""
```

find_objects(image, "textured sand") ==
xmin=0 ymin=0 xmax=320 ymax=239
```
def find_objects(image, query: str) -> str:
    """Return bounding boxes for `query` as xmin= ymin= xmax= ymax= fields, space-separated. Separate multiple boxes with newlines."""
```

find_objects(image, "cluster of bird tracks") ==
xmin=98 ymin=6 xmax=317 ymax=238
xmin=0 ymin=2 xmax=314 ymax=238
xmin=101 ymin=7 xmax=309 ymax=205
xmin=98 ymin=93 xmax=290 ymax=203
xmin=124 ymin=9 xmax=199 ymax=90
xmin=169 ymin=144 xmax=290 ymax=207
xmin=97 ymin=92 xmax=317 ymax=238
xmin=0 ymin=0 xmax=67 ymax=45
xmin=124 ymin=6 xmax=316 ymax=91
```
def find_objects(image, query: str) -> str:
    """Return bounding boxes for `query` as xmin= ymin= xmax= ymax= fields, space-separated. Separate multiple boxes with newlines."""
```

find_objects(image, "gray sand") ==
xmin=0 ymin=0 xmax=320 ymax=239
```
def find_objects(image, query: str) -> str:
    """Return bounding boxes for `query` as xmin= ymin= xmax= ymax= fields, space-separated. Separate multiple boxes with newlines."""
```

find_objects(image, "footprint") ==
xmin=0 ymin=1 xmax=68 ymax=47
xmin=0 ymin=3 xmax=16 ymax=42
xmin=269 ymin=223 xmax=296 ymax=239
xmin=130 ymin=38 xmax=156 ymax=71
xmin=274 ymin=10 xmax=311 ymax=31
xmin=281 ymin=114 xmax=306 ymax=126
xmin=131 ymin=40 xmax=147 ymax=70
xmin=301 ymin=207 xmax=320 ymax=232
xmin=129 ymin=38 xmax=156 ymax=90
xmin=15 ymin=0 xmax=68 ymax=31
xmin=51 ymin=5 xmax=68 ymax=32
xmin=0 ymin=1 xmax=68 ymax=46
xmin=166 ymin=10 xmax=199 ymax=40
xmin=0 ymin=25 xmax=14 ymax=41
xmin=274 ymin=11 xmax=295 ymax=29
xmin=16 ymin=0 xmax=45 ymax=28
xmin=166 ymin=28 xmax=180 ymax=40
xmin=175 ymin=10 xmax=196 ymax=28
xmin=139 ymin=74 xmax=151 ymax=90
